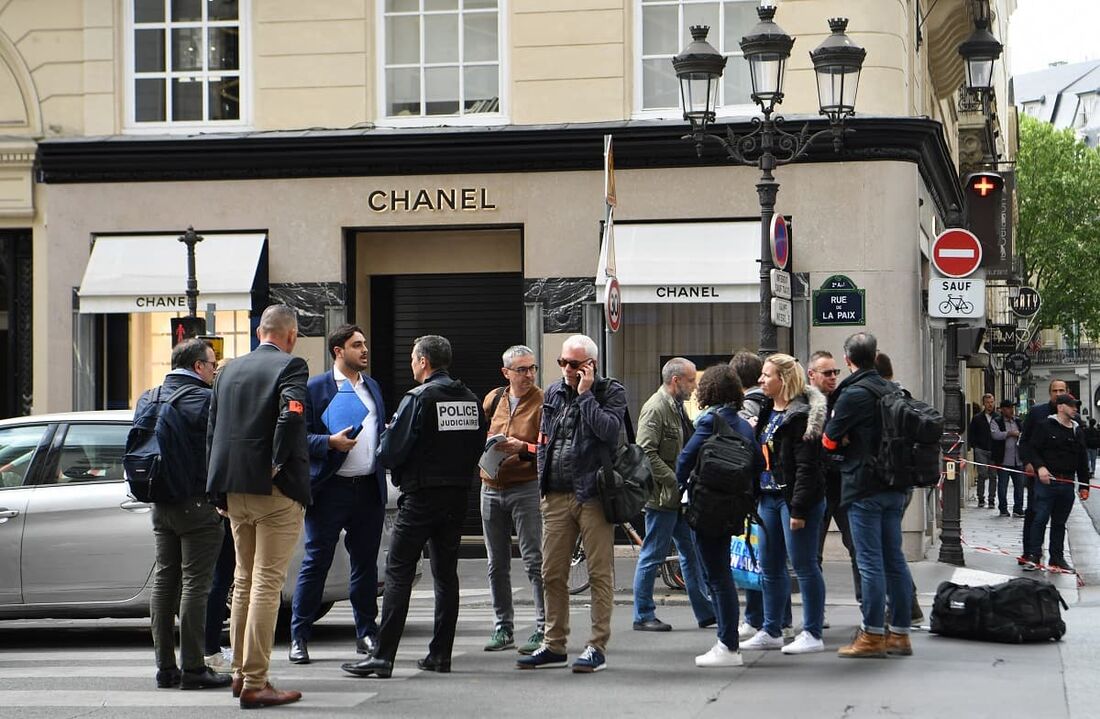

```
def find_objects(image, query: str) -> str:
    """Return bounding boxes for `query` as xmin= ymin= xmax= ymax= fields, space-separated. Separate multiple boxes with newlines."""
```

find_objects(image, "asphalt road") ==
xmin=0 ymin=580 xmax=1092 ymax=719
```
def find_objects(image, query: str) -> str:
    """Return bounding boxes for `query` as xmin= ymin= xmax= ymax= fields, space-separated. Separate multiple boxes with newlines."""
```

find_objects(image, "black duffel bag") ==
xmin=930 ymin=577 xmax=1067 ymax=643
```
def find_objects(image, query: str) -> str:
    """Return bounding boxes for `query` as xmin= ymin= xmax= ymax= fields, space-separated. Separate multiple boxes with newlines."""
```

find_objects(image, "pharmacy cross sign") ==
xmin=931 ymin=228 xmax=983 ymax=278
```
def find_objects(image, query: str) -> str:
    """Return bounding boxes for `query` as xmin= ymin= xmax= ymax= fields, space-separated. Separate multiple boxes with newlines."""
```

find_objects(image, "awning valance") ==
xmin=596 ymin=221 xmax=761 ymax=303
xmin=78 ymin=233 xmax=266 ymax=314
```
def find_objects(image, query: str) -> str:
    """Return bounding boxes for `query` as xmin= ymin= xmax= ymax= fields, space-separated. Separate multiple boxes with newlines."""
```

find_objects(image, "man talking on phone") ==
xmin=517 ymin=334 xmax=626 ymax=674
xmin=289 ymin=324 xmax=387 ymax=663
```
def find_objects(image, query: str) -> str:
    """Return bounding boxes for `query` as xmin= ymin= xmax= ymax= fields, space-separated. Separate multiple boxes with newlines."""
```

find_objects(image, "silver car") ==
xmin=0 ymin=410 xmax=388 ymax=621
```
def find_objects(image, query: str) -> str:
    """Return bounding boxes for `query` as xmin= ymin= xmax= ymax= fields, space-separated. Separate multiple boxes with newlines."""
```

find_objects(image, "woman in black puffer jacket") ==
xmin=739 ymin=353 xmax=828 ymax=656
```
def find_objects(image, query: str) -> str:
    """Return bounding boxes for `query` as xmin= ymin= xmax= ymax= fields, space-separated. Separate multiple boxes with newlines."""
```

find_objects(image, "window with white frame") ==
xmin=381 ymin=0 xmax=502 ymax=119
xmin=129 ymin=0 xmax=244 ymax=126
xmin=639 ymin=0 xmax=758 ymax=114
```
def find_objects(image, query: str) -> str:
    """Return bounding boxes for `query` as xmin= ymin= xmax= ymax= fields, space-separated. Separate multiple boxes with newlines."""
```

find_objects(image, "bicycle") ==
xmin=938 ymin=294 xmax=974 ymax=314
xmin=568 ymin=520 xmax=685 ymax=595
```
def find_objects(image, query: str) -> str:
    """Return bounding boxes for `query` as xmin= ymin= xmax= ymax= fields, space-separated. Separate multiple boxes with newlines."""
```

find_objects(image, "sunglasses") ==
xmin=814 ymin=368 xmax=842 ymax=377
xmin=557 ymin=358 xmax=593 ymax=370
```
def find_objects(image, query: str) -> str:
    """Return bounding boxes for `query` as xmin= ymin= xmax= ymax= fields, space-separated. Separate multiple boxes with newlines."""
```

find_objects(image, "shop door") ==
xmin=371 ymin=272 xmax=524 ymax=538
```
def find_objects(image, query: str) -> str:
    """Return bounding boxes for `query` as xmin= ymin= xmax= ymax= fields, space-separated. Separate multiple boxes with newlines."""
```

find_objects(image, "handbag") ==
xmin=593 ymin=380 xmax=653 ymax=524
xmin=729 ymin=522 xmax=762 ymax=592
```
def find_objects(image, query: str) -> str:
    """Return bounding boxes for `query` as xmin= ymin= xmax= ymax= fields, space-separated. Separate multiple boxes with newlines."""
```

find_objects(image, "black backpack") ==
xmin=592 ymin=378 xmax=653 ymax=524
xmin=930 ymin=577 xmax=1067 ymax=643
xmin=684 ymin=411 xmax=758 ymax=537
xmin=123 ymin=384 xmax=203 ymax=503
xmin=857 ymin=379 xmax=944 ymax=490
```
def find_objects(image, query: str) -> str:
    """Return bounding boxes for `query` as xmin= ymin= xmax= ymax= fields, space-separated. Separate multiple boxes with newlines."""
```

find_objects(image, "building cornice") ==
xmin=35 ymin=116 xmax=963 ymax=220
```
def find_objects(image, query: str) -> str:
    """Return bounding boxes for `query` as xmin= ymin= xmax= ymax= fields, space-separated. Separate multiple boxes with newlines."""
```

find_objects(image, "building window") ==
xmin=381 ymin=0 xmax=502 ymax=120
xmin=638 ymin=0 xmax=757 ymax=114
xmin=128 ymin=0 xmax=245 ymax=127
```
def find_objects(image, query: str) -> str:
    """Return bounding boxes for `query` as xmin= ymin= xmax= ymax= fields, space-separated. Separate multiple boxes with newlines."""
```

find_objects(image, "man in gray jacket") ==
xmin=632 ymin=358 xmax=715 ymax=632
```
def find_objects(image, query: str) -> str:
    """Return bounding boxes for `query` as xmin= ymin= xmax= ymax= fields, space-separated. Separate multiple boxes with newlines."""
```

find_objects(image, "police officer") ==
xmin=342 ymin=335 xmax=487 ymax=678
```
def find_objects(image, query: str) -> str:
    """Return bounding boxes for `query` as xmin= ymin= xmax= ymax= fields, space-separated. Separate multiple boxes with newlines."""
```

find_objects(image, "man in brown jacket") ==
xmin=632 ymin=358 xmax=715 ymax=632
xmin=480 ymin=344 xmax=545 ymax=655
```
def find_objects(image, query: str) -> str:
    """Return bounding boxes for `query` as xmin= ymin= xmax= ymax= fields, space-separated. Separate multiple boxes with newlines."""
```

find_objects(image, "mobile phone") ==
xmin=348 ymin=424 xmax=364 ymax=439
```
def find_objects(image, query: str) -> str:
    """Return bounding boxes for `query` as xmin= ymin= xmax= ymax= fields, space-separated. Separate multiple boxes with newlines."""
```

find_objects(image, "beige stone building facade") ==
xmin=0 ymin=0 xmax=1017 ymax=553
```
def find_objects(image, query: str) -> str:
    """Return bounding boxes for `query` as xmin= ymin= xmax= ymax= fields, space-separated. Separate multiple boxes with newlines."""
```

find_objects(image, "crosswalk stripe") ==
xmin=0 ymin=690 xmax=377 ymax=708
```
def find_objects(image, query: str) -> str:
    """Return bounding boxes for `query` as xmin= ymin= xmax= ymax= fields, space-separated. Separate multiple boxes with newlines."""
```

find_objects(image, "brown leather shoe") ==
xmin=231 ymin=677 xmax=243 ymax=698
xmin=837 ymin=629 xmax=887 ymax=658
xmin=885 ymin=631 xmax=913 ymax=656
xmin=239 ymin=683 xmax=301 ymax=709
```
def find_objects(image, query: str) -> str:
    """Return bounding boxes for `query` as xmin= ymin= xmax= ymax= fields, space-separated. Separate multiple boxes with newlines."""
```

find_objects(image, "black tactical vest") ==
xmin=400 ymin=377 xmax=486 ymax=492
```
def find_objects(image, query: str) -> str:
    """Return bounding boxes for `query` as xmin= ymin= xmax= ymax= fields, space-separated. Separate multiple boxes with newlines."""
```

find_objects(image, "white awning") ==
xmin=597 ymin=221 xmax=761 ymax=303
xmin=78 ymin=233 xmax=266 ymax=314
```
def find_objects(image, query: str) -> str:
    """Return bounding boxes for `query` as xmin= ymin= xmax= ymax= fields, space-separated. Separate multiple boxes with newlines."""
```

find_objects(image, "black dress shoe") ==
xmin=155 ymin=668 xmax=181 ymax=688
xmin=633 ymin=618 xmax=672 ymax=632
xmin=341 ymin=657 xmax=393 ymax=678
xmin=416 ymin=656 xmax=451 ymax=673
xmin=356 ymin=635 xmax=378 ymax=656
xmin=288 ymin=638 xmax=310 ymax=664
xmin=697 ymin=617 xmax=717 ymax=629
xmin=180 ymin=667 xmax=233 ymax=690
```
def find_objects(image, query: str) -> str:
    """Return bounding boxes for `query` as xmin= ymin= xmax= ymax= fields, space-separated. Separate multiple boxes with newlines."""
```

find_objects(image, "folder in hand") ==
xmin=321 ymin=380 xmax=369 ymax=436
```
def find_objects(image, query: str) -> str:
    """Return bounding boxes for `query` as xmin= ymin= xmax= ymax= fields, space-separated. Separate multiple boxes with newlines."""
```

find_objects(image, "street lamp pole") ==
xmin=178 ymin=226 xmax=203 ymax=318
xmin=672 ymin=9 xmax=866 ymax=356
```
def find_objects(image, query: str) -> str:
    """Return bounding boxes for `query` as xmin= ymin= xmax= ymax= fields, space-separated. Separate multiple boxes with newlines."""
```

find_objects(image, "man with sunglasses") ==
xmin=809 ymin=351 xmax=860 ymax=606
xmin=480 ymin=345 xmax=546 ymax=655
xmin=517 ymin=335 xmax=626 ymax=674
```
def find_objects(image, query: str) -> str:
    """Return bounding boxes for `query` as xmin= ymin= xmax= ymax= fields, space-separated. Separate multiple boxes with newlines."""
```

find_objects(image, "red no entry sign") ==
xmin=931 ymin=228 xmax=982 ymax=278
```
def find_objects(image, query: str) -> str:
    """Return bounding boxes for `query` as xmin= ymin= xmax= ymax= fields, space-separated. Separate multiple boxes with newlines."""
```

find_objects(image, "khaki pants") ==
xmin=541 ymin=491 xmax=614 ymax=654
xmin=227 ymin=487 xmax=304 ymax=690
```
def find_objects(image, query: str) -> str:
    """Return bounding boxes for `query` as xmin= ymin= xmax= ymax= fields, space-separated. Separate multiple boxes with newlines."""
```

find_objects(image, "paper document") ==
xmin=321 ymin=380 xmax=369 ymax=435
xmin=479 ymin=434 xmax=509 ymax=479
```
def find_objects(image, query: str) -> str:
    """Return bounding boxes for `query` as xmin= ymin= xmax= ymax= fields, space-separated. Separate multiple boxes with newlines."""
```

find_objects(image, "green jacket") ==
xmin=636 ymin=386 xmax=685 ymax=511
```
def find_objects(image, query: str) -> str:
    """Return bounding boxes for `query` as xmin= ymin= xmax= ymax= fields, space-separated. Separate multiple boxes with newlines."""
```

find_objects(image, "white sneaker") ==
xmin=695 ymin=641 xmax=744 ymax=667
xmin=822 ymin=610 xmax=831 ymax=629
xmin=204 ymin=647 xmax=233 ymax=670
xmin=741 ymin=629 xmax=785 ymax=650
xmin=737 ymin=622 xmax=759 ymax=641
xmin=782 ymin=626 xmax=796 ymax=640
xmin=781 ymin=630 xmax=825 ymax=655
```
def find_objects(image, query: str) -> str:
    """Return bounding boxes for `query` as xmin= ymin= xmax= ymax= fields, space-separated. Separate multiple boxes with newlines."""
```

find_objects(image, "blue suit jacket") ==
xmin=305 ymin=370 xmax=387 ymax=502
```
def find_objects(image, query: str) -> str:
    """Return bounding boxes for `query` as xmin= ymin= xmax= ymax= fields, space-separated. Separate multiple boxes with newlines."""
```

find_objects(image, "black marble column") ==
xmin=524 ymin=277 xmax=595 ymax=334
xmin=269 ymin=282 xmax=345 ymax=337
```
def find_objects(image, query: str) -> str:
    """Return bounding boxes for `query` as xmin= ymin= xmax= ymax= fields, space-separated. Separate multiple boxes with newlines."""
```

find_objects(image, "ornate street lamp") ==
xmin=178 ymin=226 xmax=203 ymax=318
xmin=672 ymin=7 xmax=865 ymax=355
xmin=958 ymin=16 xmax=1003 ymax=93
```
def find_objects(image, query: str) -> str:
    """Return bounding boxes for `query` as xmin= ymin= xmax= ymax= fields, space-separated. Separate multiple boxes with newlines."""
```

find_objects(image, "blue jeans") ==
xmin=1029 ymin=481 xmax=1075 ymax=563
xmin=743 ymin=588 xmax=792 ymax=630
xmin=757 ymin=494 xmax=827 ymax=639
xmin=633 ymin=508 xmax=714 ymax=624
xmin=694 ymin=530 xmax=740 ymax=650
xmin=997 ymin=469 xmax=1024 ymax=515
xmin=848 ymin=491 xmax=912 ymax=635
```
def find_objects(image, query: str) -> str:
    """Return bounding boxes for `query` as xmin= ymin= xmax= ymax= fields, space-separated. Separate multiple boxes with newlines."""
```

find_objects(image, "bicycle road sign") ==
xmin=928 ymin=276 xmax=985 ymax=319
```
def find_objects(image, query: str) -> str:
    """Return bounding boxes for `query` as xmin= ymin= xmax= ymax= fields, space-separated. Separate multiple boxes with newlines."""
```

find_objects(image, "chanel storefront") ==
xmin=35 ymin=119 xmax=962 ymax=554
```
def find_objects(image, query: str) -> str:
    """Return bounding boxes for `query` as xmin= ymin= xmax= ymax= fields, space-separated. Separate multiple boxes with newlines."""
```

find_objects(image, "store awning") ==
xmin=596 ymin=221 xmax=761 ymax=303
xmin=78 ymin=233 xmax=266 ymax=314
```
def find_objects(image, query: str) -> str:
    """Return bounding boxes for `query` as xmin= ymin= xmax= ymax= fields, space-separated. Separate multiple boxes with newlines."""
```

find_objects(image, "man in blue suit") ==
xmin=289 ymin=324 xmax=387 ymax=663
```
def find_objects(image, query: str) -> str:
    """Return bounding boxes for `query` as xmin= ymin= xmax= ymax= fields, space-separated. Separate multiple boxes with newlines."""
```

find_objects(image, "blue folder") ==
xmin=321 ymin=380 xmax=369 ymax=435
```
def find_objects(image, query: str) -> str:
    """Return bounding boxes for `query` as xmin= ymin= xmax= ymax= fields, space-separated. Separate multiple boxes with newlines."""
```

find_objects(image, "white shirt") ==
xmin=332 ymin=367 xmax=379 ymax=477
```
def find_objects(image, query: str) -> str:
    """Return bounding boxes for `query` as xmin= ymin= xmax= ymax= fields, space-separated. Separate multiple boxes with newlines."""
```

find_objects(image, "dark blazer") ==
xmin=207 ymin=343 xmax=311 ymax=506
xmin=305 ymin=369 xmax=387 ymax=501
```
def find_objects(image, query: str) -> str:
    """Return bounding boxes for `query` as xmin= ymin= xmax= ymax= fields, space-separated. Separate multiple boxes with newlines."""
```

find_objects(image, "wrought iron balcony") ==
xmin=1031 ymin=347 xmax=1100 ymax=366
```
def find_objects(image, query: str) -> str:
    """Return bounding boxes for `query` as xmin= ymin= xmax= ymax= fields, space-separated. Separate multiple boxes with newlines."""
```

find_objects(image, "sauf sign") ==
xmin=928 ymin=278 xmax=985 ymax=319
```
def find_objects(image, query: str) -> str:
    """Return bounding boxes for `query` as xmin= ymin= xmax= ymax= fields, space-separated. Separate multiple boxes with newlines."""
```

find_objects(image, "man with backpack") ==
xmin=823 ymin=332 xmax=915 ymax=659
xmin=517 ymin=334 xmax=625 ymax=674
xmin=133 ymin=338 xmax=232 ymax=691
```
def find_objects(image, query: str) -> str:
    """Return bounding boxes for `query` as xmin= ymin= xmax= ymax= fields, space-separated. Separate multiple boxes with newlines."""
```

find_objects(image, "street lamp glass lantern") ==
xmin=672 ymin=25 xmax=726 ymax=133
xmin=739 ymin=4 xmax=794 ymax=114
xmin=958 ymin=18 xmax=1002 ymax=92
xmin=809 ymin=18 xmax=867 ymax=124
